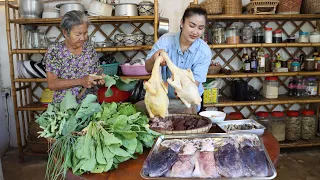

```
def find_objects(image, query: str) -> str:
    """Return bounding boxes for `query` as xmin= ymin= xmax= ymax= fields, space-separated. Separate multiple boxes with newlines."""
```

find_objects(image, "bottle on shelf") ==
xmin=244 ymin=54 xmax=251 ymax=73
xmin=257 ymin=48 xmax=265 ymax=73
xmin=275 ymin=53 xmax=282 ymax=70
xmin=242 ymin=48 xmax=248 ymax=71
xmin=270 ymin=53 xmax=276 ymax=72
xmin=288 ymin=78 xmax=294 ymax=97
xmin=265 ymin=53 xmax=271 ymax=72
xmin=296 ymin=78 xmax=306 ymax=97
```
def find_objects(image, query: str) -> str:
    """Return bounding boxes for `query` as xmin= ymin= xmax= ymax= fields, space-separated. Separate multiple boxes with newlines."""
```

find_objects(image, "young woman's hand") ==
xmin=81 ymin=75 xmax=102 ymax=88
xmin=152 ymin=49 xmax=166 ymax=66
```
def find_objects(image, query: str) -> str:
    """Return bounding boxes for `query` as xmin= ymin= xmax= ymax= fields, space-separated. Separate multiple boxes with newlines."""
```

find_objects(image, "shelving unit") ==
xmin=194 ymin=1 xmax=320 ymax=148
xmin=5 ymin=0 xmax=159 ymax=161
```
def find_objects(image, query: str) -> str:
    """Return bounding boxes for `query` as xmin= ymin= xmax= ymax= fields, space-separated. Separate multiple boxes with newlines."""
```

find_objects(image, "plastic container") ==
xmin=212 ymin=23 xmax=225 ymax=44
xmin=100 ymin=62 xmax=119 ymax=75
xmin=263 ymin=76 xmax=279 ymax=99
xmin=299 ymin=32 xmax=309 ymax=43
xmin=228 ymin=112 xmax=244 ymax=120
xmin=256 ymin=111 xmax=270 ymax=130
xmin=305 ymin=77 xmax=317 ymax=96
xmin=265 ymin=27 xmax=272 ymax=43
xmin=270 ymin=111 xmax=286 ymax=141
xmin=242 ymin=24 xmax=253 ymax=44
xmin=290 ymin=62 xmax=301 ymax=72
xmin=120 ymin=64 xmax=150 ymax=76
xmin=226 ymin=26 xmax=240 ymax=44
xmin=272 ymin=30 xmax=282 ymax=43
xmin=309 ymin=29 xmax=320 ymax=43
xmin=285 ymin=111 xmax=301 ymax=141
xmin=304 ymin=58 xmax=315 ymax=71
xmin=301 ymin=110 xmax=316 ymax=140
xmin=286 ymin=35 xmax=296 ymax=43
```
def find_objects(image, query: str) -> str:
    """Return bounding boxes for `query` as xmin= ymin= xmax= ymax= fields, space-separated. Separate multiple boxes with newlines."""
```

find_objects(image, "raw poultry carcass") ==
xmin=144 ymin=56 xmax=169 ymax=118
xmin=160 ymin=52 xmax=202 ymax=108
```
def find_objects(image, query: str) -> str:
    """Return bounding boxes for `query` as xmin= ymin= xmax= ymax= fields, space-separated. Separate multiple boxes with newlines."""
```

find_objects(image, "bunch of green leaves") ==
xmin=103 ymin=75 xmax=138 ymax=97
xmin=36 ymin=91 xmax=102 ymax=139
xmin=68 ymin=102 xmax=160 ymax=176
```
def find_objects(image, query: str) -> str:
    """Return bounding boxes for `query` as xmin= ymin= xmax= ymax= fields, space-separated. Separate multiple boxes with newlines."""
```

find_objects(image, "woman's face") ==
xmin=180 ymin=14 xmax=206 ymax=44
xmin=64 ymin=23 xmax=88 ymax=48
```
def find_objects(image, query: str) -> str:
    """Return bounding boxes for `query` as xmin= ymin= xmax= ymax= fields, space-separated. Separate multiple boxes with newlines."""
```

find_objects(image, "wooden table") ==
xmin=66 ymin=121 xmax=280 ymax=180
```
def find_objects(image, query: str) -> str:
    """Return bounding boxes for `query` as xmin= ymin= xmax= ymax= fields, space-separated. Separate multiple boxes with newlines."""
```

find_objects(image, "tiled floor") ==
xmin=1 ymin=147 xmax=320 ymax=180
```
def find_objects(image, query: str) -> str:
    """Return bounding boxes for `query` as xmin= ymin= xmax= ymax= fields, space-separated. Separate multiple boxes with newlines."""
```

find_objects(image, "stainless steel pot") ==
xmin=19 ymin=0 xmax=44 ymax=18
xmin=56 ymin=3 xmax=85 ymax=17
xmin=158 ymin=17 xmax=169 ymax=37
xmin=115 ymin=3 xmax=138 ymax=16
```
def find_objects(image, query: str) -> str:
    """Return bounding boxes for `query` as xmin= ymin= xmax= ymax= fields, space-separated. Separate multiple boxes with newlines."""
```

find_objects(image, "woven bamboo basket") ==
xmin=302 ymin=0 xmax=320 ymax=14
xmin=247 ymin=0 xmax=279 ymax=14
xmin=150 ymin=114 xmax=212 ymax=134
xmin=223 ymin=0 xmax=242 ymax=14
xmin=199 ymin=0 xmax=223 ymax=15
xmin=208 ymin=65 xmax=222 ymax=74
xmin=277 ymin=0 xmax=302 ymax=14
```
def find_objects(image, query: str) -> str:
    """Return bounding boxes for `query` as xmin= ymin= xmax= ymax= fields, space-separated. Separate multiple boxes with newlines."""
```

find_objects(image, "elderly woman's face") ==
xmin=66 ymin=23 xmax=88 ymax=47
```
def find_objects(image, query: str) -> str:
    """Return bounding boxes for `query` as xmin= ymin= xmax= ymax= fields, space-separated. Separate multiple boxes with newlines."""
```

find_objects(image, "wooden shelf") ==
xmin=209 ymin=43 xmax=320 ymax=49
xmin=9 ymin=16 xmax=155 ymax=25
xmin=280 ymin=136 xmax=320 ymax=148
xmin=17 ymin=102 xmax=47 ymax=111
xmin=204 ymin=95 xmax=320 ymax=107
xmin=207 ymin=14 xmax=320 ymax=21
xmin=207 ymin=71 xmax=320 ymax=78
xmin=12 ymin=45 xmax=153 ymax=54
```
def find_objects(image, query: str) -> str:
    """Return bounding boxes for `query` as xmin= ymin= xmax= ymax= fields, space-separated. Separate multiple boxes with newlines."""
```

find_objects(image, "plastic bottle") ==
xmin=288 ymin=78 xmax=294 ymax=97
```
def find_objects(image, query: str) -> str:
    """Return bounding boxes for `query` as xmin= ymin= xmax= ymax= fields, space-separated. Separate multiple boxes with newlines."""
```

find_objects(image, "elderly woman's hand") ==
xmin=97 ymin=74 xmax=106 ymax=86
xmin=81 ymin=75 xmax=103 ymax=88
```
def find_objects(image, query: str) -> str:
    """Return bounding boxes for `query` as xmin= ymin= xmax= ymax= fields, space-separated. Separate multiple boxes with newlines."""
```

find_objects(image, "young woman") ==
xmin=145 ymin=6 xmax=211 ymax=109
xmin=44 ymin=11 xmax=105 ymax=103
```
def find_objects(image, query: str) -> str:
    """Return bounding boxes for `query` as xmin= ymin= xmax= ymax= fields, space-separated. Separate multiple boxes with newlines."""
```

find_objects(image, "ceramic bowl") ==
xmin=199 ymin=111 xmax=226 ymax=123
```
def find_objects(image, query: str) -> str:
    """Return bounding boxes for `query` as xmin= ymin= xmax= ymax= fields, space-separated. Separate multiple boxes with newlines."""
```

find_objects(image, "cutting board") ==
xmin=135 ymin=99 xmax=198 ymax=116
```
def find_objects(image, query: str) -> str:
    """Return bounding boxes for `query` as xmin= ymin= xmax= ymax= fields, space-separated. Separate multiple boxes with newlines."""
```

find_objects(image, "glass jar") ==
xmin=242 ymin=24 xmax=253 ymax=44
xmin=301 ymin=110 xmax=316 ymax=140
xmin=254 ymin=28 xmax=264 ymax=43
xmin=299 ymin=32 xmax=309 ymax=43
xmin=226 ymin=26 xmax=240 ymax=44
xmin=264 ymin=27 xmax=272 ymax=43
xmin=290 ymin=62 xmax=301 ymax=72
xmin=305 ymin=77 xmax=317 ymax=96
xmin=286 ymin=35 xmax=296 ymax=43
xmin=309 ymin=29 xmax=320 ymax=43
xmin=212 ymin=23 xmax=225 ymax=44
xmin=256 ymin=111 xmax=270 ymax=130
xmin=270 ymin=111 xmax=286 ymax=141
xmin=304 ymin=58 xmax=315 ymax=71
xmin=263 ymin=76 xmax=279 ymax=99
xmin=272 ymin=30 xmax=282 ymax=43
xmin=285 ymin=111 xmax=301 ymax=141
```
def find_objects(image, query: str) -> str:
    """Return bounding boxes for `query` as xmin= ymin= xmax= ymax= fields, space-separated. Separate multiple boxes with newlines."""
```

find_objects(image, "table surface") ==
xmin=66 ymin=118 xmax=280 ymax=180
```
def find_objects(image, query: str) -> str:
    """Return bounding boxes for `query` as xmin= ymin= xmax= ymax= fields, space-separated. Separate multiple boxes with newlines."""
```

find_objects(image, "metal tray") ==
xmin=140 ymin=133 xmax=277 ymax=180
xmin=216 ymin=119 xmax=266 ymax=136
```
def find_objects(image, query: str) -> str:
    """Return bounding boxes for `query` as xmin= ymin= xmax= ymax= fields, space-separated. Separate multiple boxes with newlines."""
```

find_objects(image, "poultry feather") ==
xmin=144 ymin=56 xmax=169 ymax=118
xmin=160 ymin=52 xmax=202 ymax=108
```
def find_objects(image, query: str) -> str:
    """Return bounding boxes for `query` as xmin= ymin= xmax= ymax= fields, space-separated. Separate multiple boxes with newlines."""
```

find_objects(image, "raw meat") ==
xmin=181 ymin=142 xmax=197 ymax=155
xmin=240 ymin=145 xmax=269 ymax=177
xmin=192 ymin=151 xmax=220 ymax=178
xmin=214 ymin=143 xmax=243 ymax=178
xmin=170 ymin=154 xmax=195 ymax=177
xmin=161 ymin=52 xmax=202 ymax=108
xmin=144 ymin=56 xmax=169 ymax=118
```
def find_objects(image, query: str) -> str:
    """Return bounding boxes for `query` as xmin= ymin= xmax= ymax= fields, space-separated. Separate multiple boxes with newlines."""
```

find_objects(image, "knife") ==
xmin=76 ymin=68 xmax=104 ymax=100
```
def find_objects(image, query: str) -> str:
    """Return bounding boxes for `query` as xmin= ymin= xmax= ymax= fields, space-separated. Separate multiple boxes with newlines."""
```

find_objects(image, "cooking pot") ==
xmin=44 ymin=0 xmax=79 ymax=10
xmin=87 ymin=0 xmax=112 ymax=16
xmin=158 ymin=17 xmax=169 ymax=37
xmin=115 ymin=3 xmax=138 ymax=16
xmin=56 ymin=3 xmax=85 ymax=17
xmin=19 ymin=0 xmax=44 ymax=18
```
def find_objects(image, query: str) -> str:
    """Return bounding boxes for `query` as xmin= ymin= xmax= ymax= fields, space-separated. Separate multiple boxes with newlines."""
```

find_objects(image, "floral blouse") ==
xmin=44 ymin=41 xmax=99 ymax=103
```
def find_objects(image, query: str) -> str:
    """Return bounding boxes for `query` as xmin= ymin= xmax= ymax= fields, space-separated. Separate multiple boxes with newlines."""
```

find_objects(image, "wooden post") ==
xmin=154 ymin=0 xmax=158 ymax=41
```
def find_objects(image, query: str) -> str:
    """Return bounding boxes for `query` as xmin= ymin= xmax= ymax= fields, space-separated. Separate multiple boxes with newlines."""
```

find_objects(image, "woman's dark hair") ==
xmin=182 ymin=6 xmax=208 ymax=24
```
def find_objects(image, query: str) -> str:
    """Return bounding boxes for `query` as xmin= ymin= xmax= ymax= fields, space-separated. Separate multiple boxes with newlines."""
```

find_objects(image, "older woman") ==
xmin=44 ymin=10 xmax=104 ymax=103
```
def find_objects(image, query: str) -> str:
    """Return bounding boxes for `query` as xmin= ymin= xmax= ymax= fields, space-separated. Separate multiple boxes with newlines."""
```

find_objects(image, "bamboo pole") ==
xmin=194 ymin=0 xmax=198 ymax=4
xmin=154 ymin=0 xmax=158 ymax=41
xmin=5 ymin=0 xmax=24 ymax=162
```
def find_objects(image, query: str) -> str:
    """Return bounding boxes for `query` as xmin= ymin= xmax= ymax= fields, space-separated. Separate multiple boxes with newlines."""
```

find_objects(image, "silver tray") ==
xmin=216 ymin=119 xmax=266 ymax=136
xmin=140 ymin=133 xmax=277 ymax=180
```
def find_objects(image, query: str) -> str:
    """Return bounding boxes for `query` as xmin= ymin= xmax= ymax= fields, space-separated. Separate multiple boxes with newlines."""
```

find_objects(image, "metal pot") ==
xmin=158 ymin=17 xmax=169 ymax=38
xmin=42 ymin=10 xmax=60 ymax=18
xmin=19 ymin=0 xmax=44 ymax=18
xmin=56 ymin=3 xmax=85 ymax=17
xmin=87 ymin=0 xmax=112 ymax=16
xmin=115 ymin=3 xmax=138 ymax=16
